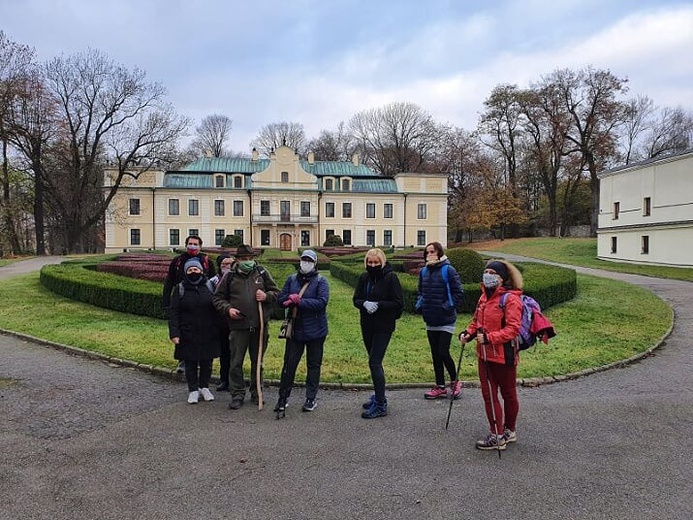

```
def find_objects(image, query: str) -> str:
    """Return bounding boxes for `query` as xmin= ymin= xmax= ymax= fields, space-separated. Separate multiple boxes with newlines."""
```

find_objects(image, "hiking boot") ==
xmin=476 ymin=433 xmax=507 ymax=451
xmin=187 ymin=390 xmax=199 ymax=404
xmin=216 ymin=381 xmax=230 ymax=392
xmin=503 ymin=429 xmax=517 ymax=443
xmin=362 ymin=394 xmax=376 ymax=409
xmin=228 ymin=396 xmax=244 ymax=410
xmin=424 ymin=386 xmax=447 ymax=399
xmin=274 ymin=398 xmax=287 ymax=418
xmin=199 ymin=387 xmax=215 ymax=402
xmin=176 ymin=360 xmax=185 ymax=374
xmin=450 ymin=380 xmax=462 ymax=400
xmin=361 ymin=401 xmax=387 ymax=419
xmin=302 ymin=398 xmax=317 ymax=412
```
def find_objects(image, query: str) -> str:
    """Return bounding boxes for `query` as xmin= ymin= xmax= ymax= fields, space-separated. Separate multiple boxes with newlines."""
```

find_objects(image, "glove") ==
xmin=363 ymin=301 xmax=378 ymax=314
xmin=287 ymin=293 xmax=302 ymax=306
xmin=282 ymin=299 xmax=293 ymax=307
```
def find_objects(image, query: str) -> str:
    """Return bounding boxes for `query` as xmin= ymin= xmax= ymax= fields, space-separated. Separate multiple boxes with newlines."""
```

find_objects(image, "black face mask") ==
xmin=187 ymin=273 xmax=203 ymax=285
xmin=366 ymin=265 xmax=382 ymax=277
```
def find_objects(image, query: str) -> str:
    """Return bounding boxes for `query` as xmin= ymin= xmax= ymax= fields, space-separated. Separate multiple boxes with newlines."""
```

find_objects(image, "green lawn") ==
xmin=0 ymin=254 xmax=672 ymax=384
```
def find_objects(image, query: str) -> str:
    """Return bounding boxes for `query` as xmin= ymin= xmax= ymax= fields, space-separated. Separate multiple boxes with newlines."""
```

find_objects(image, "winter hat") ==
xmin=184 ymin=258 xmax=204 ymax=273
xmin=485 ymin=260 xmax=508 ymax=282
xmin=235 ymin=244 xmax=255 ymax=258
xmin=300 ymin=249 xmax=318 ymax=263
xmin=216 ymin=253 xmax=232 ymax=270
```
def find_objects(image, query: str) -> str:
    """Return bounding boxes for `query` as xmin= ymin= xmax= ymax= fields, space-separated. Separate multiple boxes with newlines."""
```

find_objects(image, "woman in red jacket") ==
xmin=459 ymin=260 xmax=523 ymax=451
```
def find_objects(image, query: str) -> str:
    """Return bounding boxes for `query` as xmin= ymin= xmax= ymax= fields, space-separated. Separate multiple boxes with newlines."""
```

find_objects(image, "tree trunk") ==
xmin=2 ymin=137 xmax=22 ymax=254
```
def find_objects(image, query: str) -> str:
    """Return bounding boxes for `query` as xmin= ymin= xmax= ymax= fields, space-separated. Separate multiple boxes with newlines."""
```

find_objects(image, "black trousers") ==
xmin=427 ymin=330 xmax=456 ymax=386
xmin=184 ymin=359 xmax=213 ymax=392
xmin=278 ymin=336 xmax=326 ymax=401
xmin=361 ymin=328 xmax=392 ymax=404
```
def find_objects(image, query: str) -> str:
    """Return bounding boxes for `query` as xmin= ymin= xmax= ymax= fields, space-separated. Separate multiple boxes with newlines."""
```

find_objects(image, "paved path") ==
xmin=1 ymin=256 xmax=692 ymax=519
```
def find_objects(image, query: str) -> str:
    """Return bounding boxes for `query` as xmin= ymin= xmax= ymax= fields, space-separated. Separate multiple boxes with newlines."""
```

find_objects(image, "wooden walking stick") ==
xmin=256 ymin=300 xmax=264 ymax=411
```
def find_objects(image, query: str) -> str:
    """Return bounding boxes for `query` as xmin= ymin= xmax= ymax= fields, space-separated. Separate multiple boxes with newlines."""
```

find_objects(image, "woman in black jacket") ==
xmin=168 ymin=258 xmax=221 ymax=404
xmin=353 ymin=248 xmax=403 ymax=419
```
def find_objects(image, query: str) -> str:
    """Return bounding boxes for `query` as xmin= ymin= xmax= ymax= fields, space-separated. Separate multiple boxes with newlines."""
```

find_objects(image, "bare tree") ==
xmin=252 ymin=121 xmax=306 ymax=157
xmin=190 ymin=114 xmax=233 ymax=157
xmin=42 ymin=49 xmax=188 ymax=253
xmin=619 ymin=95 xmax=656 ymax=164
xmin=642 ymin=105 xmax=693 ymax=159
xmin=0 ymin=31 xmax=35 ymax=254
xmin=306 ymin=122 xmax=356 ymax=161
xmin=348 ymin=101 xmax=437 ymax=175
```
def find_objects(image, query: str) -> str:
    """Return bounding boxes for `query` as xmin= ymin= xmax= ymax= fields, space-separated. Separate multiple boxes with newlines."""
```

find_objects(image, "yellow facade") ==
xmin=104 ymin=146 xmax=449 ymax=252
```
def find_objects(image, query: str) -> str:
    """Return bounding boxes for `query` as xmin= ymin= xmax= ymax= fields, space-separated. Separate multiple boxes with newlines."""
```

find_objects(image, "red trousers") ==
xmin=478 ymin=359 xmax=519 ymax=435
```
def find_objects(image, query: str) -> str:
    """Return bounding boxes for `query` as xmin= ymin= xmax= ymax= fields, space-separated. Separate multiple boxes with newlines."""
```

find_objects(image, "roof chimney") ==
xmin=251 ymin=147 xmax=259 ymax=161
xmin=352 ymin=153 xmax=359 ymax=166
xmin=308 ymin=151 xmax=315 ymax=164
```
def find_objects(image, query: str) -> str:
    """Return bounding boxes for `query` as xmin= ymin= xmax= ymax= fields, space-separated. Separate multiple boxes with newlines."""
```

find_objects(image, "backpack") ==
xmin=500 ymin=293 xmax=556 ymax=351
xmin=418 ymin=264 xmax=453 ymax=308
xmin=177 ymin=278 xmax=215 ymax=297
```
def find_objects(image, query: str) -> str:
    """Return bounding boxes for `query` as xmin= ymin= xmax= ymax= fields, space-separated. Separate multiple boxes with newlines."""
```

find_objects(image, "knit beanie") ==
xmin=485 ymin=260 xmax=509 ymax=282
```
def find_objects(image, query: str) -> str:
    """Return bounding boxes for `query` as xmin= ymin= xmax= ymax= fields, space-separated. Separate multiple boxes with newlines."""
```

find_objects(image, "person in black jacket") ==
xmin=417 ymin=242 xmax=464 ymax=400
xmin=168 ymin=258 xmax=221 ymax=404
xmin=210 ymin=254 xmax=235 ymax=391
xmin=353 ymin=248 xmax=403 ymax=419
xmin=274 ymin=249 xmax=329 ymax=417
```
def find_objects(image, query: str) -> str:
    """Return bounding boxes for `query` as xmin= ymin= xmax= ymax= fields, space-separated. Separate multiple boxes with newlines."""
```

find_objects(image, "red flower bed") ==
xmin=97 ymin=254 xmax=172 ymax=282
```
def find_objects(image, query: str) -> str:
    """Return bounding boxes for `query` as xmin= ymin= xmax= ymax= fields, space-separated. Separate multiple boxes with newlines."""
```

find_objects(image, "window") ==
xmin=325 ymin=202 xmax=335 ymax=218
xmin=215 ymin=229 xmax=225 ymax=246
xmin=233 ymin=229 xmax=244 ymax=241
xmin=342 ymin=229 xmax=352 ymax=246
xmin=366 ymin=230 xmax=375 ymax=246
xmin=611 ymin=237 xmax=617 ymax=254
xmin=260 ymin=200 xmax=270 ymax=216
xmin=301 ymin=230 xmax=310 ymax=246
xmin=325 ymin=230 xmax=335 ymax=240
xmin=325 ymin=178 xmax=333 ymax=191
xmin=129 ymin=198 xmax=140 ymax=216
xmin=342 ymin=179 xmax=350 ymax=191
xmin=214 ymin=200 xmax=225 ymax=216
xmin=280 ymin=201 xmax=291 ymax=222
xmin=234 ymin=175 xmax=243 ymax=189
xmin=366 ymin=203 xmax=375 ymax=218
xmin=342 ymin=203 xmax=352 ymax=218
xmin=383 ymin=230 xmax=392 ymax=246
xmin=215 ymin=175 xmax=224 ymax=188
xmin=261 ymin=229 xmax=270 ymax=246
xmin=613 ymin=201 xmax=620 ymax=220
xmin=417 ymin=230 xmax=426 ymax=246
xmin=130 ymin=229 xmax=141 ymax=245
xmin=188 ymin=228 xmax=199 ymax=237
xmin=301 ymin=201 xmax=310 ymax=217
xmin=281 ymin=171 xmax=289 ymax=183
xmin=233 ymin=200 xmax=243 ymax=217
xmin=384 ymin=203 xmax=393 ymax=219
xmin=188 ymin=199 xmax=199 ymax=216
xmin=642 ymin=235 xmax=649 ymax=254
xmin=417 ymin=204 xmax=427 ymax=219
xmin=170 ymin=229 xmax=180 ymax=246
xmin=643 ymin=197 xmax=651 ymax=216
xmin=168 ymin=199 xmax=180 ymax=216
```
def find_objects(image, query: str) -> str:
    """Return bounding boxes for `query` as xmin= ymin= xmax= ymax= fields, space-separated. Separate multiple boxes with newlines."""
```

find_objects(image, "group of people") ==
xmin=163 ymin=236 xmax=525 ymax=451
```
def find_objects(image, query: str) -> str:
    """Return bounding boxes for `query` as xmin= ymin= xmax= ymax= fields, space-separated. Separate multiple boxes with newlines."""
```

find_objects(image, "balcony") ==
xmin=253 ymin=213 xmax=319 ymax=225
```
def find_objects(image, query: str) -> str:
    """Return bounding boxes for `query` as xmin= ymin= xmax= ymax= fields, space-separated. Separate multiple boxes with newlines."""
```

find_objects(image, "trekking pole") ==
xmin=256 ymin=301 xmax=264 ymax=411
xmin=480 ymin=329 xmax=501 ymax=459
xmin=445 ymin=341 xmax=466 ymax=430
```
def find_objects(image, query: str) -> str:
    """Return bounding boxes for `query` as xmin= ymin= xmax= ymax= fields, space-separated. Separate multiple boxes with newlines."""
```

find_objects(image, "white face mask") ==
xmin=299 ymin=261 xmax=315 ymax=274
xmin=482 ymin=272 xmax=500 ymax=288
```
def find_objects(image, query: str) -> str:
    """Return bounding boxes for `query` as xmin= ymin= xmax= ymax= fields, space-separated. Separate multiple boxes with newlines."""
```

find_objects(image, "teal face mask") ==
xmin=239 ymin=260 xmax=255 ymax=272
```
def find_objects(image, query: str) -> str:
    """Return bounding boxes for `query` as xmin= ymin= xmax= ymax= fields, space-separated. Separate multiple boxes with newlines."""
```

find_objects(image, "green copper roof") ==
xmin=163 ymin=173 xmax=213 ymax=188
xmin=300 ymin=160 xmax=379 ymax=177
xmin=352 ymin=178 xmax=398 ymax=193
xmin=183 ymin=157 xmax=269 ymax=173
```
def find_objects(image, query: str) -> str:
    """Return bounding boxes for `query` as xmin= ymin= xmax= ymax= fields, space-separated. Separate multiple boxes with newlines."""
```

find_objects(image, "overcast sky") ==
xmin=3 ymin=0 xmax=692 ymax=154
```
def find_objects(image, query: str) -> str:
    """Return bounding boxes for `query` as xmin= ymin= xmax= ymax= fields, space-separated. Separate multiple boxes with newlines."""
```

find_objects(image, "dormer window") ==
xmin=233 ymin=175 xmax=243 ymax=189
xmin=342 ymin=178 xmax=350 ymax=191
xmin=325 ymin=178 xmax=334 ymax=191
xmin=215 ymin=175 xmax=225 ymax=188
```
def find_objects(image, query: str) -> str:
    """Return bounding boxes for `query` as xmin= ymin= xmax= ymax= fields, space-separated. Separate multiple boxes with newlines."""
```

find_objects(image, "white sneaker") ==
xmin=199 ymin=387 xmax=215 ymax=402
xmin=187 ymin=391 xmax=199 ymax=404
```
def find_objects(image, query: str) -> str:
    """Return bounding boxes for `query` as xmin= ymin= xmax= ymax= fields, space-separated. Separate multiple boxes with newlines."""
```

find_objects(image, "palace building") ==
xmin=104 ymin=145 xmax=449 ymax=253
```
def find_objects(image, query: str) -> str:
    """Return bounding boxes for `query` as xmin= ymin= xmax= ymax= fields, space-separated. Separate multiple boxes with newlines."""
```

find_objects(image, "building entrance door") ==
xmin=280 ymin=233 xmax=292 ymax=251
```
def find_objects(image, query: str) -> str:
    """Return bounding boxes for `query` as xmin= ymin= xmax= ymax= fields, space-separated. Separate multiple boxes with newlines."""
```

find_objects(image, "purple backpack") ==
xmin=500 ymin=293 xmax=543 ymax=351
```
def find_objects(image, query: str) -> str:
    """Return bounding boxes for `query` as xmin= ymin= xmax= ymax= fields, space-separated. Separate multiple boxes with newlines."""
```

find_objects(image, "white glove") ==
xmin=364 ymin=301 xmax=378 ymax=314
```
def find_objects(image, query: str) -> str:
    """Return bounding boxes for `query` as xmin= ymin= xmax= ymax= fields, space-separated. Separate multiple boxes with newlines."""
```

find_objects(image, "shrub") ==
xmin=446 ymin=247 xmax=486 ymax=284
xmin=323 ymin=234 xmax=344 ymax=247
xmin=222 ymin=234 xmax=243 ymax=248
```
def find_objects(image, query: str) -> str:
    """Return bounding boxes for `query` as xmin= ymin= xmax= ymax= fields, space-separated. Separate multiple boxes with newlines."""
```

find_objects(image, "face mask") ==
xmin=186 ymin=244 xmax=200 ymax=256
xmin=221 ymin=266 xmax=231 ymax=275
xmin=299 ymin=261 xmax=315 ymax=274
xmin=187 ymin=272 xmax=202 ymax=284
xmin=482 ymin=272 xmax=500 ymax=288
xmin=426 ymin=254 xmax=438 ymax=263
xmin=366 ymin=265 xmax=382 ymax=277
xmin=239 ymin=260 xmax=255 ymax=273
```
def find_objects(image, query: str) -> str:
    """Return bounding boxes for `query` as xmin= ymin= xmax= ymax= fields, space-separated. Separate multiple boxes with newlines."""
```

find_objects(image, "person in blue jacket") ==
xmin=416 ymin=242 xmax=464 ymax=400
xmin=274 ymin=250 xmax=329 ymax=417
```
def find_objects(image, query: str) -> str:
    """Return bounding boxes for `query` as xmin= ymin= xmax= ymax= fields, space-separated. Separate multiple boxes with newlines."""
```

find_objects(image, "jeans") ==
xmin=427 ymin=330 xmax=457 ymax=386
xmin=184 ymin=359 xmax=213 ymax=392
xmin=362 ymin=329 xmax=392 ymax=404
xmin=278 ymin=336 xmax=326 ymax=401
xmin=228 ymin=327 xmax=269 ymax=399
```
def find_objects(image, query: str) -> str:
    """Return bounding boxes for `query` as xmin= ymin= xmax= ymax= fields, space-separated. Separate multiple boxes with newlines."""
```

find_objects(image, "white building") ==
xmin=597 ymin=149 xmax=693 ymax=267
